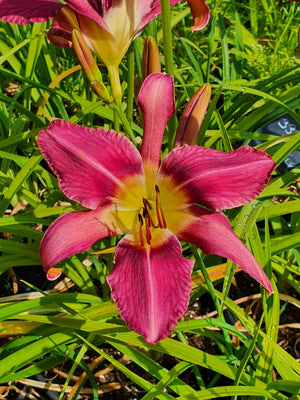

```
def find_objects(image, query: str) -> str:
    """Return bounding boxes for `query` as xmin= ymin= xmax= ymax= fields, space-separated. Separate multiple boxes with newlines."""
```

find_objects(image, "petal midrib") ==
xmin=145 ymin=245 xmax=157 ymax=341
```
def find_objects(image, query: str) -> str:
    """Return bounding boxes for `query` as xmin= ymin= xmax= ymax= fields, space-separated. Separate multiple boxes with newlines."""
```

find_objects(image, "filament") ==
xmin=155 ymin=185 xmax=167 ymax=229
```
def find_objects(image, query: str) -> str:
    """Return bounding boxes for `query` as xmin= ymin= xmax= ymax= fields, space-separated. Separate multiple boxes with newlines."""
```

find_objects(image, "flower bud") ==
xmin=90 ymin=81 xmax=112 ymax=102
xmin=142 ymin=36 xmax=161 ymax=81
xmin=174 ymin=83 xmax=211 ymax=148
xmin=72 ymin=29 xmax=110 ymax=101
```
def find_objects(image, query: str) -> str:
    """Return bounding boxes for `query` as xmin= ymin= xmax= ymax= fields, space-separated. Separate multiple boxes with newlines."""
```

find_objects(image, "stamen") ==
xmin=142 ymin=207 xmax=147 ymax=219
xmin=143 ymin=198 xmax=159 ymax=228
xmin=143 ymin=197 xmax=152 ymax=210
xmin=138 ymin=213 xmax=144 ymax=247
xmin=137 ymin=188 xmax=167 ymax=246
xmin=155 ymin=185 xmax=167 ymax=229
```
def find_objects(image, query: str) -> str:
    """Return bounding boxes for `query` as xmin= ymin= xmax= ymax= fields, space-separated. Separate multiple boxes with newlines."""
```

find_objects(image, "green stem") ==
xmin=206 ymin=15 xmax=216 ymax=83
xmin=126 ymin=43 xmax=135 ymax=125
xmin=167 ymin=114 xmax=177 ymax=151
xmin=107 ymin=65 xmax=122 ymax=130
xmin=111 ymin=102 xmax=136 ymax=143
xmin=160 ymin=0 xmax=174 ymax=75
xmin=160 ymin=0 xmax=177 ymax=149
xmin=107 ymin=65 xmax=122 ymax=103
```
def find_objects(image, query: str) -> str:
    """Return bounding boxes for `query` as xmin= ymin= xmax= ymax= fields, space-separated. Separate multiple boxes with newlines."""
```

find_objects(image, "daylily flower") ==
xmin=38 ymin=73 xmax=275 ymax=344
xmin=0 ymin=0 xmax=210 ymax=99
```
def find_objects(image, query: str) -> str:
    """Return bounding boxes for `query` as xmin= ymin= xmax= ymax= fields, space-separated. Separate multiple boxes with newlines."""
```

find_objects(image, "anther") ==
xmin=138 ymin=213 xmax=143 ymax=225
xmin=143 ymin=198 xmax=152 ymax=210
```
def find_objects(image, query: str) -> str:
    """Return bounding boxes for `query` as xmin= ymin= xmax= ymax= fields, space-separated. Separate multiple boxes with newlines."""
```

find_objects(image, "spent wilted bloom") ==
xmin=38 ymin=73 xmax=275 ymax=344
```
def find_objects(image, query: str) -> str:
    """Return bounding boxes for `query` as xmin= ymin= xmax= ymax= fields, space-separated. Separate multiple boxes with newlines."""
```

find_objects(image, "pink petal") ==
xmin=38 ymin=120 xmax=144 ymax=210
xmin=176 ymin=205 xmax=273 ymax=293
xmin=158 ymin=146 xmax=276 ymax=211
xmin=107 ymin=230 xmax=194 ymax=344
xmin=186 ymin=0 xmax=210 ymax=31
xmin=0 ymin=0 xmax=62 ymax=24
xmin=40 ymin=207 xmax=122 ymax=280
xmin=138 ymin=73 xmax=175 ymax=171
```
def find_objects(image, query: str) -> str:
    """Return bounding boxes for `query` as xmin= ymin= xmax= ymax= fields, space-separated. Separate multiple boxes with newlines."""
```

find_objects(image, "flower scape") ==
xmin=38 ymin=73 xmax=276 ymax=344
